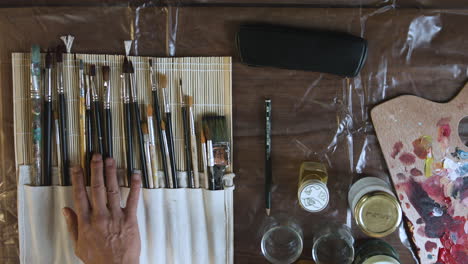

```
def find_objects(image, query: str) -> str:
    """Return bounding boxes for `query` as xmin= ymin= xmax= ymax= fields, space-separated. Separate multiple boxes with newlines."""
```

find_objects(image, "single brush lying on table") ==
xmin=27 ymin=45 xmax=231 ymax=190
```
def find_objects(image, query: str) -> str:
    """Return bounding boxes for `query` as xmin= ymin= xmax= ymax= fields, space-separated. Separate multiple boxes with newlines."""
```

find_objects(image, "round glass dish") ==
xmin=261 ymin=225 xmax=303 ymax=264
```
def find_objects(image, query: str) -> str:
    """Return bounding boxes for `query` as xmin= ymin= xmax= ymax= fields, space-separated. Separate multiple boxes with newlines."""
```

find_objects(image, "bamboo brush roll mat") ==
xmin=13 ymin=53 xmax=233 ymax=184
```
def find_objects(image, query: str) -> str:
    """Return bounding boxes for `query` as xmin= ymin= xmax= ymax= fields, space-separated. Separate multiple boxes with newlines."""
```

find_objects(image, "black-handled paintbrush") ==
xmin=43 ymin=50 xmax=53 ymax=186
xmin=122 ymin=57 xmax=134 ymax=185
xmin=85 ymin=71 xmax=93 ymax=184
xmin=265 ymin=99 xmax=272 ymax=216
xmin=102 ymin=65 xmax=113 ymax=158
xmin=162 ymin=78 xmax=178 ymax=188
xmin=149 ymin=59 xmax=170 ymax=187
xmin=128 ymin=59 xmax=149 ymax=188
xmin=179 ymin=79 xmax=194 ymax=188
xmin=90 ymin=65 xmax=104 ymax=155
xmin=56 ymin=45 xmax=70 ymax=186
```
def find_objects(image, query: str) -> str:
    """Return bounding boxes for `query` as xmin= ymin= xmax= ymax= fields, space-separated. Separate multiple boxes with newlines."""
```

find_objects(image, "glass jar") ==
xmin=354 ymin=239 xmax=400 ymax=264
xmin=312 ymin=224 xmax=354 ymax=264
xmin=261 ymin=216 xmax=303 ymax=264
xmin=348 ymin=177 xmax=402 ymax=238
xmin=297 ymin=162 xmax=329 ymax=212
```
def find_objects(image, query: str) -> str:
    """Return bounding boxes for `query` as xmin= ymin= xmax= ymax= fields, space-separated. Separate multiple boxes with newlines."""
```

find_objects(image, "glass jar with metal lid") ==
xmin=348 ymin=177 xmax=402 ymax=237
xmin=353 ymin=239 xmax=400 ymax=264
xmin=298 ymin=162 xmax=329 ymax=213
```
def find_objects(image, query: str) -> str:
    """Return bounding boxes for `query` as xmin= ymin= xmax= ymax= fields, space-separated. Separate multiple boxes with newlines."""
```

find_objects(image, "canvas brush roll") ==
xmin=236 ymin=24 xmax=368 ymax=77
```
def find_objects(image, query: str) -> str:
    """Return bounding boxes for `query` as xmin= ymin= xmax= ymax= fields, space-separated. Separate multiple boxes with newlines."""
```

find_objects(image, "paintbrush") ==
xmin=142 ymin=123 xmax=154 ymax=188
xmin=30 ymin=45 xmax=42 ymax=186
xmin=161 ymin=77 xmax=178 ymax=188
xmin=102 ymin=65 xmax=113 ymax=158
xmin=265 ymin=99 xmax=272 ymax=216
xmin=200 ymin=128 xmax=209 ymax=189
xmin=203 ymin=116 xmax=230 ymax=190
xmin=149 ymin=60 xmax=170 ymax=187
xmin=179 ymin=79 xmax=194 ymax=188
xmin=188 ymin=96 xmax=200 ymax=188
xmin=161 ymin=120 xmax=174 ymax=188
xmin=90 ymin=65 xmax=104 ymax=155
xmin=42 ymin=50 xmax=53 ymax=186
xmin=122 ymin=57 xmax=134 ymax=185
xmin=128 ymin=59 xmax=149 ymax=188
xmin=78 ymin=60 xmax=86 ymax=178
xmin=206 ymin=139 xmax=216 ymax=190
xmin=56 ymin=44 xmax=70 ymax=186
xmin=85 ymin=70 xmax=93 ymax=184
xmin=147 ymin=106 xmax=159 ymax=188
xmin=53 ymin=110 xmax=62 ymax=185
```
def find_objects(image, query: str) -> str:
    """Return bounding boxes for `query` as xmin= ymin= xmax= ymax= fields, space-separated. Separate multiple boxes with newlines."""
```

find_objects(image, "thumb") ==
xmin=62 ymin=207 xmax=78 ymax=243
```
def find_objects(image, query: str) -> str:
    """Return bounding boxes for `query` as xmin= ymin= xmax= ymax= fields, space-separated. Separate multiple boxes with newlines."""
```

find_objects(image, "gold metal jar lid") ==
xmin=354 ymin=191 xmax=402 ymax=238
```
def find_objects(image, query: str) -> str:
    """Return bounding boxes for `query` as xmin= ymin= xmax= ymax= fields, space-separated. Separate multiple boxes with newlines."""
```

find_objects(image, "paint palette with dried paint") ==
xmin=371 ymin=83 xmax=468 ymax=264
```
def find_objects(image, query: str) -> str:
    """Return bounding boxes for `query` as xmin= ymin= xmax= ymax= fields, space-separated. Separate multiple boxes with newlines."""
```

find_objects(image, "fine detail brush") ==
xmin=30 ymin=45 xmax=42 ymax=186
xmin=142 ymin=123 xmax=154 ymax=188
xmin=203 ymin=116 xmax=230 ymax=190
xmin=43 ymin=50 xmax=53 ymax=186
xmin=90 ymin=65 xmax=104 ymax=155
xmin=161 ymin=120 xmax=174 ymax=188
xmin=102 ymin=65 xmax=113 ymax=158
xmin=265 ymin=99 xmax=272 ymax=216
xmin=201 ymin=128 xmax=209 ymax=189
xmin=149 ymin=60 xmax=170 ymax=187
xmin=162 ymin=77 xmax=178 ymax=188
xmin=128 ymin=59 xmax=149 ymax=188
xmin=56 ymin=44 xmax=70 ymax=186
xmin=179 ymin=79 xmax=194 ymax=188
xmin=78 ymin=60 xmax=86 ymax=177
xmin=188 ymin=96 xmax=200 ymax=188
xmin=85 ymin=71 xmax=93 ymax=184
xmin=147 ymin=105 xmax=159 ymax=188
xmin=122 ymin=57 xmax=134 ymax=185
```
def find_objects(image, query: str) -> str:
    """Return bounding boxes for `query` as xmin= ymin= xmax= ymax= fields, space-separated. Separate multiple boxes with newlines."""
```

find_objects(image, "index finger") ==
xmin=71 ymin=166 xmax=90 ymax=220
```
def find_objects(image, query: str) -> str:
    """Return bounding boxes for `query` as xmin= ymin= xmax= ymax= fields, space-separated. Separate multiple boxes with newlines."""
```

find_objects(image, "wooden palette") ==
xmin=371 ymin=83 xmax=468 ymax=264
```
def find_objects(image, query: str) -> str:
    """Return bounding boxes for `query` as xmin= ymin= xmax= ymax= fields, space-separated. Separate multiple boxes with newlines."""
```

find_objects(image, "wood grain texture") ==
xmin=371 ymin=83 xmax=468 ymax=263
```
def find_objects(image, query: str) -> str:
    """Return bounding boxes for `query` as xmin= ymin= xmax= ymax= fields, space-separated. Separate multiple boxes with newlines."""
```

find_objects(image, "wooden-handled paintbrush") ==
xmin=203 ymin=116 xmax=230 ymax=190
xmin=162 ymin=77 xmax=178 ymax=188
xmin=43 ymin=50 xmax=53 ymax=186
xmin=102 ymin=65 xmax=113 ymax=158
xmin=56 ymin=44 xmax=70 ymax=186
xmin=188 ymin=96 xmax=200 ymax=188
xmin=90 ymin=65 xmax=104 ymax=155
xmin=128 ymin=59 xmax=149 ymax=188
xmin=179 ymin=79 xmax=194 ymax=188
xmin=122 ymin=57 xmax=134 ymax=185
xmin=30 ymin=45 xmax=42 ymax=186
xmin=149 ymin=59 xmax=170 ymax=187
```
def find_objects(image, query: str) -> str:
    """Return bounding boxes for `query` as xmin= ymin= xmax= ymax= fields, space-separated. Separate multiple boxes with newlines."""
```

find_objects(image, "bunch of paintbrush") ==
xmin=203 ymin=115 xmax=230 ymax=190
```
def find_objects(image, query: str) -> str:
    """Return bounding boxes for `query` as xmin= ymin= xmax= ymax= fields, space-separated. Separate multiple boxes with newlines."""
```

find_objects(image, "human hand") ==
xmin=62 ymin=154 xmax=141 ymax=264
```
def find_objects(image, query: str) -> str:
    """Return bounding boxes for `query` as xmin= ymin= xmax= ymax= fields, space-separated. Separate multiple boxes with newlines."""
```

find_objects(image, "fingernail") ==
xmin=92 ymin=153 xmax=102 ymax=161
xmin=132 ymin=172 xmax=141 ymax=181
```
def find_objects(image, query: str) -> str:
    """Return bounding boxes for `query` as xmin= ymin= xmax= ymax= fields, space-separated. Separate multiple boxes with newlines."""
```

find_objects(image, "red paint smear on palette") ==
xmin=412 ymin=136 xmax=432 ymax=159
xmin=399 ymin=152 xmax=416 ymax=165
xmin=391 ymin=141 xmax=403 ymax=159
xmin=425 ymin=241 xmax=437 ymax=252
xmin=437 ymin=117 xmax=451 ymax=142
xmin=410 ymin=168 xmax=423 ymax=176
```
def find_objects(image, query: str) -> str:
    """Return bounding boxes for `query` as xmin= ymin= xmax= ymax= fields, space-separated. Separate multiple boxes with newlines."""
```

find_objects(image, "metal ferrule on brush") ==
xmin=104 ymin=81 xmax=111 ymax=109
xmin=85 ymin=78 xmax=91 ymax=110
xmin=79 ymin=67 xmax=85 ymax=98
xmin=45 ymin=68 xmax=52 ymax=102
xmin=57 ymin=62 xmax=64 ymax=94
xmin=91 ymin=76 xmax=99 ymax=102
xmin=129 ymin=73 xmax=137 ymax=103
xmin=207 ymin=140 xmax=215 ymax=167
xmin=122 ymin=74 xmax=130 ymax=104
xmin=162 ymin=88 xmax=170 ymax=113
xmin=150 ymin=65 xmax=157 ymax=91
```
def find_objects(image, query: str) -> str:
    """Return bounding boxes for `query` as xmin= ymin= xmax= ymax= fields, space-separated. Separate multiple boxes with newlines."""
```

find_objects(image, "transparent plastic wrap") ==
xmin=1 ymin=1 xmax=468 ymax=263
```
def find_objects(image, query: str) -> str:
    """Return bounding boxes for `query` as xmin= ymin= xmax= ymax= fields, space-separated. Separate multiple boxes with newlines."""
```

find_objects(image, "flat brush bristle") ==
xmin=102 ymin=66 xmax=110 ymax=81
xmin=147 ymin=105 xmax=153 ymax=117
xmin=203 ymin=116 xmax=228 ymax=143
xmin=158 ymin=74 xmax=167 ymax=88
xmin=89 ymin=65 xmax=96 ymax=76
xmin=56 ymin=44 xmax=65 ymax=62
xmin=45 ymin=50 xmax=52 ymax=69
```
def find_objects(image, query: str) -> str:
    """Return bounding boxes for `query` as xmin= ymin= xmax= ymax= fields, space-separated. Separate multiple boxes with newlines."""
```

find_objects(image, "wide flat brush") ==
xmin=122 ymin=57 xmax=134 ymax=185
xmin=102 ymin=65 xmax=113 ymax=158
xmin=90 ymin=65 xmax=104 ymax=155
xmin=162 ymin=78 xmax=178 ymax=188
xmin=179 ymin=80 xmax=194 ymax=188
xmin=128 ymin=60 xmax=149 ymax=188
xmin=56 ymin=44 xmax=70 ymax=186
xmin=203 ymin=116 xmax=230 ymax=190
xmin=30 ymin=45 xmax=42 ymax=186
xmin=78 ymin=60 xmax=86 ymax=177
xmin=149 ymin=59 xmax=170 ymax=187
xmin=43 ymin=50 xmax=53 ymax=186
